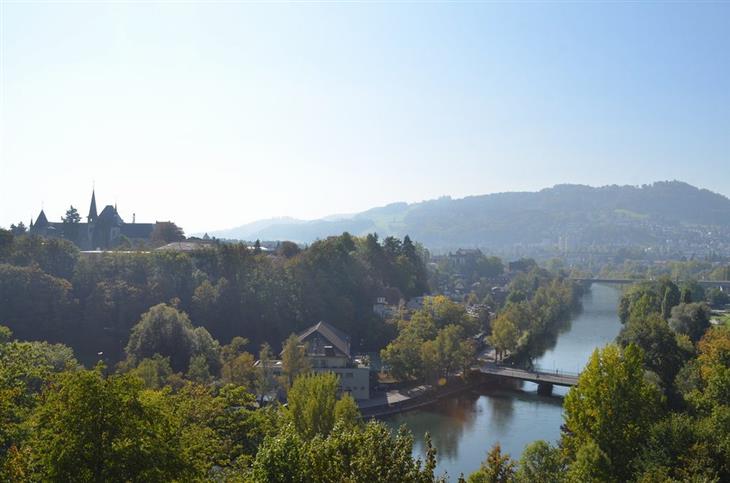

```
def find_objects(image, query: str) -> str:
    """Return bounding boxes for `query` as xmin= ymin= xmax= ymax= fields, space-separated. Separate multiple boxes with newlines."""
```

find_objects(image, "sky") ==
xmin=1 ymin=1 xmax=729 ymax=234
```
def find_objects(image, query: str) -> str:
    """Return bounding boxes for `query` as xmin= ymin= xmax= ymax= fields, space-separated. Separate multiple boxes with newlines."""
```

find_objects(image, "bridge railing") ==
xmin=490 ymin=363 xmax=580 ymax=379
xmin=531 ymin=366 xmax=580 ymax=378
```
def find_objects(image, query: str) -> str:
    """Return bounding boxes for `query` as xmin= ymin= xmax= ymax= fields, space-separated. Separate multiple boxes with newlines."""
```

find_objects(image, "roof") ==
xmin=294 ymin=321 xmax=351 ymax=358
xmin=454 ymin=248 xmax=482 ymax=256
xmin=88 ymin=190 xmax=98 ymax=220
xmin=155 ymin=241 xmax=214 ymax=252
xmin=121 ymin=223 xmax=155 ymax=239
xmin=35 ymin=210 xmax=49 ymax=228
xmin=98 ymin=205 xmax=123 ymax=225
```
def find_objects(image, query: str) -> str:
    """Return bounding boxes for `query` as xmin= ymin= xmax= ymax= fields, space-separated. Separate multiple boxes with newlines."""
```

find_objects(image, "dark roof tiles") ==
xmin=296 ymin=321 xmax=351 ymax=358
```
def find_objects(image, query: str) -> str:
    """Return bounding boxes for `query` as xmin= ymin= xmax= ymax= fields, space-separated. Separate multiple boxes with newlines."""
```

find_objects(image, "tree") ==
xmin=619 ymin=280 xmax=679 ymax=324
xmin=660 ymin=280 xmax=681 ymax=320
xmin=287 ymin=372 xmax=339 ymax=439
xmin=187 ymin=354 xmax=213 ymax=383
xmin=28 ymin=367 xmax=193 ymax=482
xmin=668 ymin=303 xmax=711 ymax=343
xmin=125 ymin=303 xmax=197 ymax=372
xmin=280 ymin=334 xmax=311 ymax=389
xmin=564 ymin=440 xmax=611 ymax=482
xmin=489 ymin=315 xmax=519 ymax=361
xmin=705 ymin=287 xmax=730 ymax=307
xmin=689 ymin=325 xmax=730 ymax=412
xmin=680 ymin=280 xmax=705 ymax=304
xmin=616 ymin=313 xmax=689 ymax=389
xmin=255 ymin=343 xmax=276 ymax=404
xmin=251 ymin=421 xmax=438 ymax=483
xmin=193 ymin=326 xmax=222 ymax=376
xmin=0 ymin=264 xmax=75 ymax=342
xmin=516 ymin=440 xmax=564 ymax=483
xmin=221 ymin=351 xmax=256 ymax=389
xmin=221 ymin=336 xmax=249 ymax=364
xmin=130 ymin=354 xmax=173 ymax=389
xmin=9 ymin=223 xmax=26 ymax=236
xmin=562 ymin=344 xmax=664 ymax=481
xmin=468 ymin=444 xmax=516 ymax=483
xmin=61 ymin=206 xmax=81 ymax=224
xmin=150 ymin=222 xmax=185 ymax=245
xmin=0 ymin=230 xmax=12 ymax=260
xmin=333 ymin=393 xmax=361 ymax=429
xmin=381 ymin=330 xmax=424 ymax=381
xmin=251 ymin=423 xmax=308 ymax=482
xmin=9 ymin=236 xmax=79 ymax=280
xmin=277 ymin=241 xmax=301 ymax=258
xmin=632 ymin=411 xmax=727 ymax=481
xmin=0 ymin=330 xmax=77 ymax=460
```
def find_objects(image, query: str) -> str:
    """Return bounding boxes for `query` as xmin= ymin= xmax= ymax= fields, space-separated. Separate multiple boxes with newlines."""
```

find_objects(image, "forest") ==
xmin=0 ymin=230 xmax=428 ymax=365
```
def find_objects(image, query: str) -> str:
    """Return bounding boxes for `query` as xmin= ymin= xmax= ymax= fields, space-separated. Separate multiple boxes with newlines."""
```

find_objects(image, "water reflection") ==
xmin=385 ymin=388 xmax=566 ymax=479
xmin=383 ymin=284 xmax=623 ymax=480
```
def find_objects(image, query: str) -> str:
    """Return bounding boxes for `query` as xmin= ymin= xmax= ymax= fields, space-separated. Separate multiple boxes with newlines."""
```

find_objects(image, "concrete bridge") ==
xmin=476 ymin=363 xmax=579 ymax=395
xmin=571 ymin=277 xmax=730 ymax=290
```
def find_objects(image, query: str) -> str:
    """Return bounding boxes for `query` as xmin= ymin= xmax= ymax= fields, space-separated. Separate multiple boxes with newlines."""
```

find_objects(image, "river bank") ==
xmin=359 ymin=378 xmax=479 ymax=418
xmin=383 ymin=283 xmax=624 ymax=479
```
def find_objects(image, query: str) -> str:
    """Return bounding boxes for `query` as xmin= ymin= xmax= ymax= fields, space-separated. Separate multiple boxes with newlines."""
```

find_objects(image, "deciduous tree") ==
xmin=562 ymin=344 xmax=663 ymax=481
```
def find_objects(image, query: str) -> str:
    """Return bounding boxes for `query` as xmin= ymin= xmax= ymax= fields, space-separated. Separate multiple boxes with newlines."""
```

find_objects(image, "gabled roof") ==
xmin=295 ymin=321 xmax=351 ymax=358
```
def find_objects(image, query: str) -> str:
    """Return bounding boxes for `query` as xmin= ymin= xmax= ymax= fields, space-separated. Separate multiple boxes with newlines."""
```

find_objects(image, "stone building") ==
xmin=30 ymin=190 xmax=158 ymax=250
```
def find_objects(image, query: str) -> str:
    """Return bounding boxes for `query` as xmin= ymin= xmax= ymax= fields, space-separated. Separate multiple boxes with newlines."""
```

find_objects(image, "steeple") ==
xmin=88 ymin=189 xmax=98 ymax=223
xmin=35 ymin=210 xmax=49 ymax=228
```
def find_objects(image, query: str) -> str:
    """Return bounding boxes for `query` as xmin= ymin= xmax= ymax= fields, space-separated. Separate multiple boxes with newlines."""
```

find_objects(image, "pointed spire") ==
xmin=35 ymin=209 xmax=49 ymax=228
xmin=88 ymin=188 xmax=98 ymax=222
xmin=30 ymin=218 xmax=34 ymax=229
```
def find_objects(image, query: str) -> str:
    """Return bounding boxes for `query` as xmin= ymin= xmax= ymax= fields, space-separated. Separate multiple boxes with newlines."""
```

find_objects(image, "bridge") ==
xmin=571 ymin=277 xmax=730 ymax=290
xmin=475 ymin=363 xmax=579 ymax=395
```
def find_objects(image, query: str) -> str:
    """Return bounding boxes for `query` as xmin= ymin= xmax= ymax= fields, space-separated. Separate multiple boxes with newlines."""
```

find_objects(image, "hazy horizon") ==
xmin=2 ymin=2 xmax=729 ymax=233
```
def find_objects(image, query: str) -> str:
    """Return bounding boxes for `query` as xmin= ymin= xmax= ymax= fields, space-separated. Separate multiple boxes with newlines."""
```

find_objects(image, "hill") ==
xmin=209 ymin=181 xmax=730 ymax=252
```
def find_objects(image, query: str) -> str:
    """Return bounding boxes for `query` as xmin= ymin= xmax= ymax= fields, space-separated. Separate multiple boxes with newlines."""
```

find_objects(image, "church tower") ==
xmin=85 ymin=189 xmax=98 ymax=250
xmin=87 ymin=189 xmax=98 ymax=223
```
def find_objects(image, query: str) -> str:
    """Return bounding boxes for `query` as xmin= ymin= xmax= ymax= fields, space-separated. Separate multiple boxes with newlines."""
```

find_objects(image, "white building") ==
xmin=279 ymin=321 xmax=371 ymax=400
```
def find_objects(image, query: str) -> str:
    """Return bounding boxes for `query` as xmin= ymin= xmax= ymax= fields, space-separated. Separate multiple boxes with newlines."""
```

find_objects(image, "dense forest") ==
xmin=0 ymin=230 xmax=428 ymax=365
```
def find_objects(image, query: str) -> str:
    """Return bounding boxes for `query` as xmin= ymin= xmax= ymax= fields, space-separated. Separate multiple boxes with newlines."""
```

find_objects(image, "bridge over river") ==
xmin=571 ymin=277 xmax=730 ymax=290
xmin=475 ymin=363 xmax=579 ymax=395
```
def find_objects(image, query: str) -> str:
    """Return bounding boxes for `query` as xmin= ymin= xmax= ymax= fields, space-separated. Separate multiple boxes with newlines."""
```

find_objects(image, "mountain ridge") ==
xmin=207 ymin=181 xmax=730 ymax=251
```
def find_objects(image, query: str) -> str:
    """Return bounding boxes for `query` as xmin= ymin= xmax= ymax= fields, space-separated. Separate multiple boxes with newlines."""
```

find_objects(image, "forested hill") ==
xmin=210 ymin=181 xmax=730 ymax=250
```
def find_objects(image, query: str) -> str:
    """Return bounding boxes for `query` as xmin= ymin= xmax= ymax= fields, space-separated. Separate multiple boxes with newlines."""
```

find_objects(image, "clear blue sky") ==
xmin=1 ymin=1 xmax=728 ymax=233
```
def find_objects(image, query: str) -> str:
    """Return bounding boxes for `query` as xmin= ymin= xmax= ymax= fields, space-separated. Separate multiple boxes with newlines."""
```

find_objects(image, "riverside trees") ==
xmin=488 ymin=269 xmax=582 ymax=363
xmin=380 ymin=296 xmax=478 ymax=382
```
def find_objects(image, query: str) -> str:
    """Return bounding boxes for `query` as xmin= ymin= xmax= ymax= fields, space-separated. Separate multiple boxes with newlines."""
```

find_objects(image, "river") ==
xmin=383 ymin=283 xmax=623 ymax=480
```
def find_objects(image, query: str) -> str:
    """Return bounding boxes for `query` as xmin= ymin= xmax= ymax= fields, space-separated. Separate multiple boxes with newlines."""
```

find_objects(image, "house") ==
xmin=451 ymin=248 xmax=483 ymax=267
xmin=372 ymin=290 xmax=401 ymax=319
xmin=280 ymin=321 xmax=371 ymax=400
